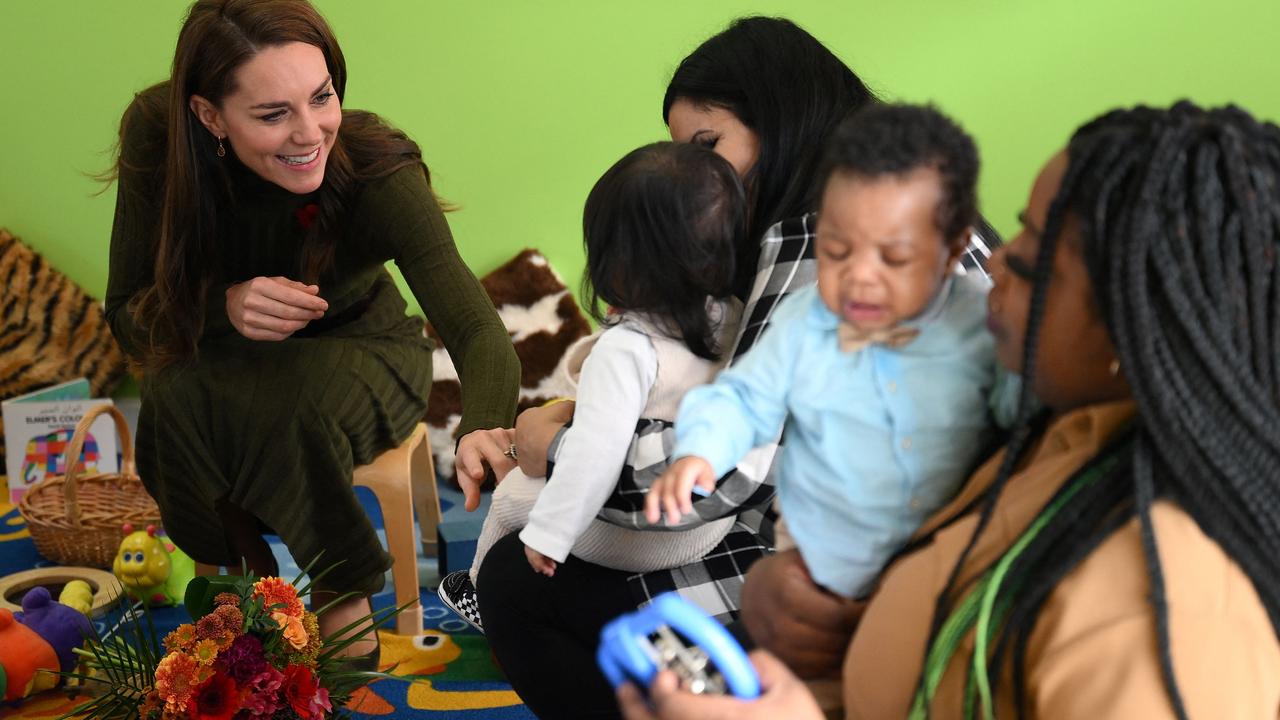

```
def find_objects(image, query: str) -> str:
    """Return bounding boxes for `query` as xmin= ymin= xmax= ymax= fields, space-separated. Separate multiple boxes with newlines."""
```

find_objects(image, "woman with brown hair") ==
xmin=105 ymin=0 xmax=520 ymax=665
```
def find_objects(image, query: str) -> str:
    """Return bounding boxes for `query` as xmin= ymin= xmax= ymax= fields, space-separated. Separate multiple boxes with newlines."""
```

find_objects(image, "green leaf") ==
xmin=183 ymin=574 xmax=248 ymax=620
xmin=182 ymin=575 xmax=213 ymax=619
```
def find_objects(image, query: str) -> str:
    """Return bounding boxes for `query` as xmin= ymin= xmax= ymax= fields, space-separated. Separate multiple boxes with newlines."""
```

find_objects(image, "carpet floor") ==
xmin=1 ymin=478 xmax=535 ymax=719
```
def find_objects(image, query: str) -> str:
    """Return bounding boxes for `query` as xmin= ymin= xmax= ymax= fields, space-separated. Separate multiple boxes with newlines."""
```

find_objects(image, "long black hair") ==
xmin=663 ymin=16 xmax=877 ymax=286
xmin=922 ymin=102 xmax=1280 ymax=717
xmin=582 ymin=142 xmax=746 ymax=360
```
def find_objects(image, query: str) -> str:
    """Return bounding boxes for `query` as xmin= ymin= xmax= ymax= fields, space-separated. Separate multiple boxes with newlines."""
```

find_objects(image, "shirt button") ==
xmin=910 ymin=499 xmax=922 ymax=510
xmin=901 ymin=437 xmax=912 ymax=451
xmin=886 ymin=381 xmax=898 ymax=393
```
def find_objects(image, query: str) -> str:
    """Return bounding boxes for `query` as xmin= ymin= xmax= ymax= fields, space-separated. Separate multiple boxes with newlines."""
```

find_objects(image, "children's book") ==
xmin=3 ymin=378 xmax=120 ymax=504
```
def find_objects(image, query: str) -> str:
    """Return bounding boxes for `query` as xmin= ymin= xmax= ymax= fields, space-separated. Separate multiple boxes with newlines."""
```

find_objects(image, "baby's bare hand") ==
xmin=524 ymin=544 xmax=557 ymax=577
xmin=645 ymin=456 xmax=715 ymax=524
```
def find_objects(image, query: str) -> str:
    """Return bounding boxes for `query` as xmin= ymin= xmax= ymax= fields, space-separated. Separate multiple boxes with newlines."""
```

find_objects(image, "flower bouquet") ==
xmin=63 ymin=564 xmax=415 ymax=720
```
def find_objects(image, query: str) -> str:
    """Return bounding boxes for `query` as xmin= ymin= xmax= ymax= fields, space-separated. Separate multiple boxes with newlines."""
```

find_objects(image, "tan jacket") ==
xmin=843 ymin=400 xmax=1280 ymax=718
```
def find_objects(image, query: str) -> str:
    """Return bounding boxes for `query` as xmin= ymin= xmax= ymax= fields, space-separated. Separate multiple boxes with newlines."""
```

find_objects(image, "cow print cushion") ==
xmin=423 ymin=249 xmax=591 ymax=487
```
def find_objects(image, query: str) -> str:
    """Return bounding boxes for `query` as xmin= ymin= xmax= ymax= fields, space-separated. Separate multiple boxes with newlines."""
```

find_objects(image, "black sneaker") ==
xmin=437 ymin=570 xmax=484 ymax=633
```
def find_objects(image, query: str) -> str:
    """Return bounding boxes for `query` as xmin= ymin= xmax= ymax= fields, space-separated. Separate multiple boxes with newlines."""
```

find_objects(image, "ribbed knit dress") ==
xmin=105 ymin=88 xmax=520 ymax=594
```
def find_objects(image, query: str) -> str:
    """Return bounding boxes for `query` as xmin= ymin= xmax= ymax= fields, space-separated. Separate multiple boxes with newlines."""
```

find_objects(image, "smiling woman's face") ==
xmin=189 ymin=42 xmax=341 ymax=195
xmin=986 ymin=151 xmax=1130 ymax=413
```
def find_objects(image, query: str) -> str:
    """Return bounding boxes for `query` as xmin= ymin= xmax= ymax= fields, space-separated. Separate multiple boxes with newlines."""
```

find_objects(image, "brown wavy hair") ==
xmin=119 ymin=0 xmax=429 ymax=368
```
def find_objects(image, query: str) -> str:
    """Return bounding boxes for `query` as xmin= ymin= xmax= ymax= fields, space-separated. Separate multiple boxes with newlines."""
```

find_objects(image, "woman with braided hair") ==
xmin=619 ymin=101 xmax=1280 ymax=718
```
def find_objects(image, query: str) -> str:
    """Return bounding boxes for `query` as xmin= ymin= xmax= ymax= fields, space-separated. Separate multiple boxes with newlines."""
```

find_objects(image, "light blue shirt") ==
xmin=674 ymin=275 xmax=1006 ymax=598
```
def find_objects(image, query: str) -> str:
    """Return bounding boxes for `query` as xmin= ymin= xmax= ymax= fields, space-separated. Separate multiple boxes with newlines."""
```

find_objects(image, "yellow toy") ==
xmin=111 ymin=524 xmax=195 ymax=606
xmin=58 ymin=580 xmax=93 ymax=616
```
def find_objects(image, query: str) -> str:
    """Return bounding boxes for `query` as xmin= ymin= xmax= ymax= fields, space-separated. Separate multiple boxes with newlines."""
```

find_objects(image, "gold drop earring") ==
xmin=217 ymin=136 xmax=226 ymax=158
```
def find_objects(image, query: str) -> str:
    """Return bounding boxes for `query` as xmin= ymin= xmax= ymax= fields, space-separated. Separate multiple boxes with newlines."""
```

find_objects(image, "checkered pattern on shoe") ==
xmin=438 ymin=570 xmax=484 ymax=633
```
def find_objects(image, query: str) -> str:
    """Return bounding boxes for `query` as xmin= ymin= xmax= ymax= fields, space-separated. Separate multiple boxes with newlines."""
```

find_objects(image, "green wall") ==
xmin=3 ymin=0 xmax=1279 ymax=317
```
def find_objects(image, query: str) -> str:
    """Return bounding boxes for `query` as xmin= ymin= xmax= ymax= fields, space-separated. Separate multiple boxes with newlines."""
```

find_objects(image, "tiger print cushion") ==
xmin=424 ymin=248 xmax=592 ymax=487
xmin=0 ymin=228 xmax=127 ymax=463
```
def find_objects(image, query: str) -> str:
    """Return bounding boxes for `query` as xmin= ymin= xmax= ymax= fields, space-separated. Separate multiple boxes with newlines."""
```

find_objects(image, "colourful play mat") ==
xmin=0 ymin=476 xmax=534 ymax=719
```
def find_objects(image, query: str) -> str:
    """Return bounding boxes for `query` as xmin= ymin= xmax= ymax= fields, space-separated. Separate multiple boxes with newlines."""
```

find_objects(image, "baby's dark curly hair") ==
xmin=818 ymin=103 xmax=979 ymax=243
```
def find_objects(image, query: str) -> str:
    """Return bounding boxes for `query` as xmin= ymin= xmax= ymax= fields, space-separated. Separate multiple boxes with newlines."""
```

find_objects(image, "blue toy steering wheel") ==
xmin=597 ymin=591 xmax=760 ymax=700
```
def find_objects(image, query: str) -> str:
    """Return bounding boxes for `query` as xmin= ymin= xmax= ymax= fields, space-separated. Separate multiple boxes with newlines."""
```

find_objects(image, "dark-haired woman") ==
xmin=620 ymin=102 xmax=1280 ymax=719
xmin=104 ymin=0 xmax=519 ymax=663
xmin=469 ymin=16 xmax=1000 ymax=719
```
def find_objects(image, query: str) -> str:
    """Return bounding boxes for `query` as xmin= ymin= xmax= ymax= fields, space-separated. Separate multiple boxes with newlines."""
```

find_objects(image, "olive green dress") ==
xmin=105 ymin=94 xmax=520 ymax=594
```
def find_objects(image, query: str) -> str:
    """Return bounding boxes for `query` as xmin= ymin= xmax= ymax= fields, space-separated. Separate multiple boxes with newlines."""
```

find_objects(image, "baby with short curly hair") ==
xmin=650 ymin=104 xmax=1016 ymax=599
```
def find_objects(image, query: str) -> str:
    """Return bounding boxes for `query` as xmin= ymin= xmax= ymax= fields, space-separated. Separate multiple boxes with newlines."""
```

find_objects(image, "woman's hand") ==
xmin=225 ymin=276 xmax=328 ymax=341
xmin=617 ymin=650 xmax=824 ymax=720
xmin=512 ymin=401 xmax=575 ymax=477
xmin=524 ymin=544 xmax=557 ymax=577
xmin=645 ymin=456 xmax=716 ymax=524
xmin=454 ymin=427 xmax=517 ymax=511
xmin=740 ymin=549 xmax=865 ymax=678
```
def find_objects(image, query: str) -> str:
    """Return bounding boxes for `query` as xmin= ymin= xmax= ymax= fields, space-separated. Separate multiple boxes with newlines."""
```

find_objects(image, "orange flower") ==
xmin=213 ymin=592 xmax=241 ymax=608
xmin=138 ymin=689 xmax=163 ymax=720
xmin=155 ymin=651 xmax=202 ymax=713
xmin=196 ymin=604 xmax=244 ymax=645
xmin=284 ymin=612 xmax=322 ymax=666
xmin=272 ymin=611 xmax=308 ymax=650
xmin=252 ymin=577 xmax=304 ymax=618
xmin=196 ymin=615 xmax=224 ymax=642
xmin=211 ymin=630 xmax=237 ymax=651
xmin=212 ymin=604 xmax=244 ymax=629
xmin=163 ymin=624 xmax=197 ymax=653
xmin=191 ymin=638 xmax=220 ymax=666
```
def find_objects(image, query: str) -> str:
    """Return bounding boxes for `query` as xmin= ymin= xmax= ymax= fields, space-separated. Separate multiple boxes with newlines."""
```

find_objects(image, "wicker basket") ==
xmin=17 ymin=403 xmax=160 ymax=568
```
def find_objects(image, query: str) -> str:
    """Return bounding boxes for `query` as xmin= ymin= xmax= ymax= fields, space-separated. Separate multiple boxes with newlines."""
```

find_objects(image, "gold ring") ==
xmin=503 ymin=443 xmax=518 ymax=460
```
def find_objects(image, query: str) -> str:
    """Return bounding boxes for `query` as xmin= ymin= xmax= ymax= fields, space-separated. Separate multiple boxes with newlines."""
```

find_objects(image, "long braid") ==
xmin=913 ymin=140 xmax=1101 ymax=709
xmin=1107 ymin=125 xmax=1206 ymax=718
xmin=986 ymin=444 xmax=1134 ymax=707
xmin=1132 ymin=439 xmax=1190 ymax=719
xmin=916 ymin=219 xmax=1044 ymax=624
xmin=919 ymin=102 xmax=1280 ymax=718
xmin=1041 ymin=104 xmax=1278 ymax=711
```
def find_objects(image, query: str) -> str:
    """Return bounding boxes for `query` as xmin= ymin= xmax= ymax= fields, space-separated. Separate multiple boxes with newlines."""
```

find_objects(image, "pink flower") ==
xmin=310 ymin=685 xmax=332 ymax=718
xmin=241 ymin=666 xmax=284 ymax=718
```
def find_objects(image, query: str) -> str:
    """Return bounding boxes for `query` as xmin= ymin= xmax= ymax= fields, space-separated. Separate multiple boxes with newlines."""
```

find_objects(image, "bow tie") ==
xmin=837 ymin=323 xmax=920 ymax=353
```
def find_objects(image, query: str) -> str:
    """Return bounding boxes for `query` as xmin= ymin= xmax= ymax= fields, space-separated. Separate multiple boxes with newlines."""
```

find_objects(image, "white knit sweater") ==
xmin=519 ymin=300 xmax=740 ymax=572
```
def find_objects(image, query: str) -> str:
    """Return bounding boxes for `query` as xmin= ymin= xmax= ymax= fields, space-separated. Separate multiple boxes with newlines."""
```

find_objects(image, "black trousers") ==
xmin=476 ymin=531 xmax=638 ymax=719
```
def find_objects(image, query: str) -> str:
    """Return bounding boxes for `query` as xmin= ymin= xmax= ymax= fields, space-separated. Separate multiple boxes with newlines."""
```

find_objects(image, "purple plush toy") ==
xmin=15 ymin=586 xmax=91 ymax=673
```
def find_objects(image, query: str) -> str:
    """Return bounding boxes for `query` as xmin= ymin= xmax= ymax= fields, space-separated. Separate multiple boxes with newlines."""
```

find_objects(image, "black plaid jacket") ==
xmin=546 ymin=212 xmax=1000 ymax=621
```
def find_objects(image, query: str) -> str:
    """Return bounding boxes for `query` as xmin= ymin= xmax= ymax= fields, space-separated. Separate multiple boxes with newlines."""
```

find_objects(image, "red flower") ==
xmin=282 ymin=664 xmax=323 ymax=720
xmin=294 ymin=203 xmax=321 ymax=230
xmin=186 ymin=671 xmax=241 ymax=720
